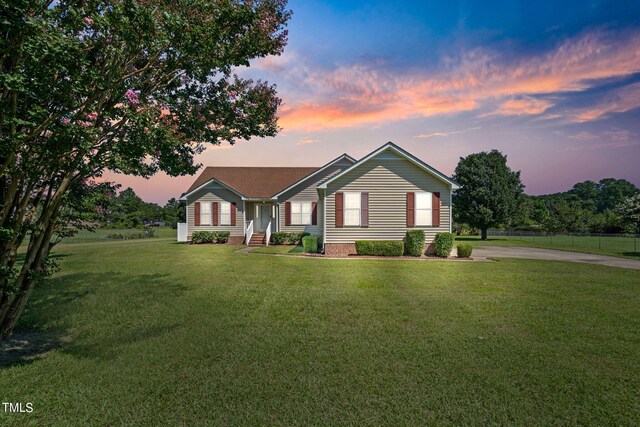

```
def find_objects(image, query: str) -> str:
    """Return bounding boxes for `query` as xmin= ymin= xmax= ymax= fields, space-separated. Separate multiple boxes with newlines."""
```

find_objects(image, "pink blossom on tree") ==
xmin=125 ymin=89 xmax=139 ymax=106
xmin=84 ymin=16 xmax=94 ymax=26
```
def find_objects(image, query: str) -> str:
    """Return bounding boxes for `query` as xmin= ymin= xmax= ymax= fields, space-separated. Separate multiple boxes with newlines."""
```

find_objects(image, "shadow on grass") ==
xmin=0 ymin=331 xmax=69 ymax=368
xmin=622 ymin=252 xmax=640 ymax=258
xmin=2 ymin=271 xmax=187 ymax=368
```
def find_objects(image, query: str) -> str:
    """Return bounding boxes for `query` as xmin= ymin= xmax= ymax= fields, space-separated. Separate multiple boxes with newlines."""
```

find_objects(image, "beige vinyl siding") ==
xmin=277 ymin=159 xmax=353 ymax=235
xmin=186 ymin=185 xmax=244 ymax=238
xmin=325 ymin=150 xmax=451 ymax=243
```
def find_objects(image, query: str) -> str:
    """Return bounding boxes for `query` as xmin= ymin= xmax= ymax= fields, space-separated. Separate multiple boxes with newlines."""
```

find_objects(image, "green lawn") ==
xmin=458 ymin=234 xmax=640 ymax=259
xmin=1 ymin=240 xmax=639 ymax=425
xmin=57 ymin=226 xmax=177 ymax=243
xmin=249 ymin=244 xmax=304 ymax=255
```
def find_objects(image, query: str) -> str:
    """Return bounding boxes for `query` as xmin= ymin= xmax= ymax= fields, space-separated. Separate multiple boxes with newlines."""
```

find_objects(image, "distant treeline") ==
xmin=459 ymin=178 xmax=639 ymax=234
xmin=93 ymin=187 xmax=185 ymax=229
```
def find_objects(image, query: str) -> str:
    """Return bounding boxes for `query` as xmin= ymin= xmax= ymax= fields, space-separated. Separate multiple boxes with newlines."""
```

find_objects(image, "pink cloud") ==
xmin=482 ymin=97 xmax=553 ymax=117
xmin=571 ymin=82 xmax=640 ymax=122
xmin=414 ymin=127 xmax=481 ymax=139
xmin=296 ymin=136 xmax=320 ymax=145
xmin=558 ymin=129 xmax=640 ymax=152
xmin=276 ymin=29 xmax=640 ymax=131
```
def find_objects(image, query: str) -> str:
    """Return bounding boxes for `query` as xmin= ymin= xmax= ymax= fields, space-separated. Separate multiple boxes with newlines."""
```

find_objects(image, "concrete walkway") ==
xmin=473 ymin=246 xmax=640 ymax=270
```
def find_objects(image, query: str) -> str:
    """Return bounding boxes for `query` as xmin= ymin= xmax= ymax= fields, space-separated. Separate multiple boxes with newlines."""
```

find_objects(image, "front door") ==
xmin=259 ymin=205 xmax=271 ymax=231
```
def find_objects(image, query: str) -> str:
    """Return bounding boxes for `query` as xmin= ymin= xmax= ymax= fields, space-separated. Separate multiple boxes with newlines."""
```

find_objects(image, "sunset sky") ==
xmin=105 ymin=0 xmax=640 ymax=204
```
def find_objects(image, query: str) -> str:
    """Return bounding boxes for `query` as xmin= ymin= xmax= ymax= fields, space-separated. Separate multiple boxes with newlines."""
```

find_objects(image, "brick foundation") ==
xmin=324 ymin=243 xmax=357 ymax=256
xmin=227 ymin=236 xmax=245 ymax=245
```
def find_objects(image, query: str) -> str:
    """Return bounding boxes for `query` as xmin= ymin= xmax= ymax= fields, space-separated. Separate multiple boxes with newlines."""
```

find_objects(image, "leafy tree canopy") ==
xmin=453 ymin=150 xmax=524 ymax=239
xmin=616 ymin=193 xmax=640 ymax=233
xmin=0 ymin=0 xmax=291 ymax=338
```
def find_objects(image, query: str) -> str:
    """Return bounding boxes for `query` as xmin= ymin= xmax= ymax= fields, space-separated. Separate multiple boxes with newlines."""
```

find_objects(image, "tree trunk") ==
xmin=0 ymin=219 xmax=56 ymax=339
xmin=481 ymin=228 xmax=488 ymax=240
xmin=0 ymin=177 xmax=70 ymax=339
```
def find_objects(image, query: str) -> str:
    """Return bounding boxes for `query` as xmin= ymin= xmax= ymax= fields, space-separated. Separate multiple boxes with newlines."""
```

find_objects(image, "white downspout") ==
xmin=322 ymin=189 xmax=327 ymax=252
xmin=449 ymin=187 xmax=453 ymax=233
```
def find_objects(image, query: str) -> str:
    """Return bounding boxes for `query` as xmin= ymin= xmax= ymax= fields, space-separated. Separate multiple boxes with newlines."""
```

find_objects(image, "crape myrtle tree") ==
xmin=453 ymin=150 xmax=524 ymax=240
xmin=0 ymin=0 xmax=291 ymax=338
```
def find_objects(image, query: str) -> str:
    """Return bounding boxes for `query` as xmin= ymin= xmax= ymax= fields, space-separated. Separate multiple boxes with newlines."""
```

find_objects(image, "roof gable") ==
xmin=182 ymin=167 xmax=318 ymax=199
xmin=272 ymin=154 xmax=355 ymax=198
xmin=318 ymin=142 xmax=459 ymax=190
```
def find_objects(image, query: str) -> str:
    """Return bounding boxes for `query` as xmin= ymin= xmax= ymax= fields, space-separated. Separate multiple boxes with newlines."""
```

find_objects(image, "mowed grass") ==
xmin=1 ymin=240 xmax=639 ymax=425
xmin=57 ymin=226 xmax=177 ymax=243
xmin=459 ymin=234 xmax=640 ymax=259
xmin=249 ymin=244 xmax=304 ymax=255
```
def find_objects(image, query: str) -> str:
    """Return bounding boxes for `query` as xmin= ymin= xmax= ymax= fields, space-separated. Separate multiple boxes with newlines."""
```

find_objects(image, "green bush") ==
xmin=270 ymin=232 xmax=311 ymax=245
xmin=270 ymin=232 xmax=287 ymax=245
xmin=191 ymin=231 xmax=214 ymax=244
xmin=433 ymin=232 xmax=455 ymax=257
xmin=216 ymin=231 xmax=230 ymax=244
xmin=404 ymin=229 xmax=425 ymax=257
xmin=192 ymin=230 xmax=230 ymax=244
xmin=105 ymin=228 xmax=156 ymax=240
xmin=355 ymin=240 xmax=404 ymax=256
xmin=287 ymin=232 xmax=310 ymax=245
xmin=302 ymin=235 xmax=321 ymax=253
xmin=457 ymin=243 xmax=473 ymax=258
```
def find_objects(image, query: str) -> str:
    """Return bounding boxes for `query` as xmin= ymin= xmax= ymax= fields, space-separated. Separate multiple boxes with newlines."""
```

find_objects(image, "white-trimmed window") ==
xmin=344 ymin=192 xmax=361 ymax=226
xmin=291 ymin=201 xmax=312 ymax=225
xmin=220 ymin=202 xmax=231 ymax=225
xmin=200 ymin=202 xmax=211 ymax=225
xmin=415 ymin=192 xmax=432 ymax=226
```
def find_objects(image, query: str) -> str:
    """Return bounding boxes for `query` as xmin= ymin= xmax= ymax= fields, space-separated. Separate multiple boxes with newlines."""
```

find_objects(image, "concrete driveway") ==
xmin=473 ymin=246 xmax=640 ymax=270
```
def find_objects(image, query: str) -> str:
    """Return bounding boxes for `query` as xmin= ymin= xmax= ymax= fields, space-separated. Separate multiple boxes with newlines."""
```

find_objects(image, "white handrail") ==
xmin=246 ymin=220 xmax=253 ymax=246
xmin=266 ymin=221 xmax=271 ymax=246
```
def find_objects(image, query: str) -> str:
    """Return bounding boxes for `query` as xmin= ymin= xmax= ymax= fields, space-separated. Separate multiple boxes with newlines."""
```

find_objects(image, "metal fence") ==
xmin=487 ymin=229 xmax=639 ymax=253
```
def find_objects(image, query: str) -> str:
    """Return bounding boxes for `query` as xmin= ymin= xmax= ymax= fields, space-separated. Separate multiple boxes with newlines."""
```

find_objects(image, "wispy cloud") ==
xmin=296 ymin=136 xmax=320 ymax=145
xmin=569 ymin=131 xmax=598 ymax=140
xmin=559 ymin=129 xmax=640 ymax=152
xmin=571 ymin=82 xmax=640 ymax=122
xmin=481 ymin=97 xmax=553 ymax=117
xmin=414 ymin=127 xmax=481 ymax=139
xmin=272 ymin=29 xmax=640 ymax=131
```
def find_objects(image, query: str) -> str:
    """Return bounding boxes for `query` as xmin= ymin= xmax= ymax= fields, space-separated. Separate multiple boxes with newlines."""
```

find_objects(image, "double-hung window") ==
xmin=291 ymin=201 xmax=312 ymax=225
xmin=200 ymin=202 xmax=211 ymax=225
xmin=220 ymin=202 xmax=231 ymax=225
xmin=415 ymin=192 xmax=432 ymax=226
xmin=344 ymin=192 xmax=361 ymax=226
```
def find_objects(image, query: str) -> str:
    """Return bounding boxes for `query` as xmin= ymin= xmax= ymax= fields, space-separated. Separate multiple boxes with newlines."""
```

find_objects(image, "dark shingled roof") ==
xmin=184 ymin=167 xmax=320 ymax=198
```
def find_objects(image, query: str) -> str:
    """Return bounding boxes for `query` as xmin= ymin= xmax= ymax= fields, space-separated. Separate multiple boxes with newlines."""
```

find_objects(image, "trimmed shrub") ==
xmin=270 ymin=232 xmax=287 ymax=245
xmin=216 ymin=231 xmax=230 ymax=244
xmin=286 ymin=232 xmax=310 ymax=245
xmin=355 ymin=240 xmax=404 ymax=257
xmin=191 ymin=231 xmax=214 ymax=244
xmin=457 ymin=243 xmax=473 ymax=258
xmin=191 ymin=231 xmax=231 ymax=244
xmin=404 ymin=229 xmax=425 ymax=257
xmin=302 ymin=235 xmax=321 ymax=253
xmin=433 ymin=232 xmax=455 ymax=257
xmin=106 ymin=228 xmax=156 ymax=240
xmin=269 ymin=232 xmax=312 ymax=245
